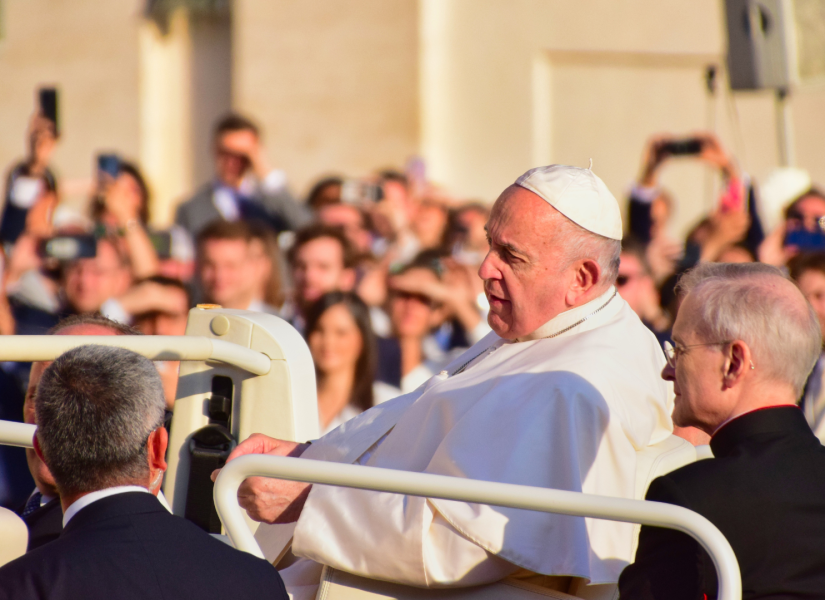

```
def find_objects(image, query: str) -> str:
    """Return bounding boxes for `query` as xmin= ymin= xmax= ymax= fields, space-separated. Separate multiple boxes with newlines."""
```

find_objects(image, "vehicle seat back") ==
xmin=0 ymin=507 xmax=28 ymax=566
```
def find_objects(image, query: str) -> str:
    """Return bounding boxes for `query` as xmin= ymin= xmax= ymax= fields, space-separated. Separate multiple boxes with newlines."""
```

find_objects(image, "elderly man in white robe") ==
xmin=215 ymin=164 xmax=674 ymax=598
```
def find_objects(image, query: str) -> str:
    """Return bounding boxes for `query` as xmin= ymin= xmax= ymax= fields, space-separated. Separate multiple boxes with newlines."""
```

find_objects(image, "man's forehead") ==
xmin=671 ymin=293 xmax=701 ymax=343
xmin=486 ymin=186 xmax=556 ymax=245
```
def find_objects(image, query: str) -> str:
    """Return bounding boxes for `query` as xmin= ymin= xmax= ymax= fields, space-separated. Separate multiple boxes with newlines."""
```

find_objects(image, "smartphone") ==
xmin=661 ymin=139 xmax=703 ymax=156
xmin=38 ymin=87 xmax=59 ymax=135
xmin=341 ymin=179 xmax=385 ymax=204
xmin=41 ymin=235 xmax=97 ymax=261
xmin=97 ymin=153 xmax=121 ymax=179
xmin=719 ymin=178 xmax=746 ymax=213
xmin=784 ymin=229 xmax=825 ymax=252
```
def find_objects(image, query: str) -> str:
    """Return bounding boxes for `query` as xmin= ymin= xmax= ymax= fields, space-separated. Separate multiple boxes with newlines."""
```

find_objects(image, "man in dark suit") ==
xmin=619 ymin=262 xmax=825 ymax=600
xmin=16 ymin=314 xmax=141 ymax=551
xmin=174 ymin=113 xmax=310 ymax=240
xmin=0 ymin=343 xmax=288 ymax=600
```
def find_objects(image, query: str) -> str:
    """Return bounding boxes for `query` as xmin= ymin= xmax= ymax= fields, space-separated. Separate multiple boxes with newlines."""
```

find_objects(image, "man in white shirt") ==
xmin=217 ymin=164 xmax=674 ymax=597
xmin=196 ymin=220 xmax=280 ymax=313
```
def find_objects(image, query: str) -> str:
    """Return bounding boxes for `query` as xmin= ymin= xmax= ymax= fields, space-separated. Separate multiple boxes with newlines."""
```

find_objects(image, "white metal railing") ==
xmin=214 ymin=455 xmax=742 ymax=600
xmin=0 ymin=421 xmax=36 ymax=448
xmin=0 ymin=336 xmax=271 ymax=376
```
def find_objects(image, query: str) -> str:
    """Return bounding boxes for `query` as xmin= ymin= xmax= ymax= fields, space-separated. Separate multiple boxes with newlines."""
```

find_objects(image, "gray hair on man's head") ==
xmin=677 ymin=262 xmax=822 ymax=397
xmin=553 ymin=214 xmax=621 ymax=286
xmin=35 ymin=345 xmax=166 ymax=495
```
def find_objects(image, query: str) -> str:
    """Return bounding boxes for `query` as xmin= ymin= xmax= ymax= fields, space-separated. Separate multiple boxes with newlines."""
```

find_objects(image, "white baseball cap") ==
xmin=515 ymin=164 xmax=623 ymax=241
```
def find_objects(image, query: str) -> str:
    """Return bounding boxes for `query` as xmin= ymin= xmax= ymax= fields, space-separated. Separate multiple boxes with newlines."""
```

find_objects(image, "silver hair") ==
xmin=35 ymin=345 xmax=166 ymax=495
xmin=554 ymin=215 xmax=621 ymax=286
xmin=677 ymin=263 xmax=822 ymax=397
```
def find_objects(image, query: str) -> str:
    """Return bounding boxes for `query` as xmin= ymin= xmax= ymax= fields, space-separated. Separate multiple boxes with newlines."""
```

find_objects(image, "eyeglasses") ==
xmin=663 ymin=340 xmax=731 ymax=368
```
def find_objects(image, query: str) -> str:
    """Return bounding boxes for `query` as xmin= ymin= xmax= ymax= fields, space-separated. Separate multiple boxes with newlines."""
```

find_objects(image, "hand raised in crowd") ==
xmin=27 ymin=115 xmax=57 ymax=176
xmin=389 ymin=257 xmax=481 ymax=332
xmin=222 ymin=128 xmax=270 ymax=181
xmin=638 ymin=134 xmax=672 ymax=187
xmin=758 ymin=221 xmax=797 ymax=266
xmin=645 ymin=234 xmax=682 ymax=284
xmin=103 ymin=174 xmax=144 ymax=227
xmin=115 ymin=280 xmax=186 ymax=317
xmin=696 ymin=132 xmax=739 ymax=180
xmin=700 ymin=208 xmax=750 ymax=262
xmin=210 ymin=433 xmax=311 ymax=524
xmin=356 ymin=255 xmax=391 ymax=307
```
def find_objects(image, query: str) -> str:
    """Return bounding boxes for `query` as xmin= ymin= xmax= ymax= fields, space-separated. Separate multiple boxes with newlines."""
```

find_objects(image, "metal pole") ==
xmin=214 ymin=455 xmax=742 ymax=600
xmin=0 ymin=421 xmax=36 ymax=448
xmin=0 ymin=336 xmax=271 ymax=376
xmin=776 ymin=88 xmax=795 ymax=167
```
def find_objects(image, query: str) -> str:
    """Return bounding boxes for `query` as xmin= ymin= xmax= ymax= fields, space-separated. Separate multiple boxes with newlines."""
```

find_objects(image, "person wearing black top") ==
xmin=619 ymin=262 xmax=825 ymax=600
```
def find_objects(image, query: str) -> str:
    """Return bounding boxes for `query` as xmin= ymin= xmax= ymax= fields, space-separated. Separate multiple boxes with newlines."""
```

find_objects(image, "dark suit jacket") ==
xmin=20 ymin=496 xmax=62 ymax=551
xmin=0 ymin=492 xmax=288 ymax=600
xmin=175 ymin=181 xmax=310 ymax=240
xmin=619 ymin=406 xmax=825 ymax=600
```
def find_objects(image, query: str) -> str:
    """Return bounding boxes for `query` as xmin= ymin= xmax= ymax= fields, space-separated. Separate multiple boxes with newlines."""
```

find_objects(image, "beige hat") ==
xmin=515 ymin=164 xmax=623 ymax=241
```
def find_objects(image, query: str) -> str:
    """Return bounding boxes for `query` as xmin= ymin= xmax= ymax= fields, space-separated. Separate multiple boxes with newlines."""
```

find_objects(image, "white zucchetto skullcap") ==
xmin=515 ymin=164 xmax=623 ymax=241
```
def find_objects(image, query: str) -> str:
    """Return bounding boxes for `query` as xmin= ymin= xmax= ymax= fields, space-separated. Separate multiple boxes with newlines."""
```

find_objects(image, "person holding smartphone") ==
xmin=1 ymin=93 xmax=59 ymax=249
xmin=627 ymin=132 xmax=764 ymax=277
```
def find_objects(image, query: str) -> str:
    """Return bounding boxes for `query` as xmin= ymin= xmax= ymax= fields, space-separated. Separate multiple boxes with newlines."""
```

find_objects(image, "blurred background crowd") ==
xmin=4 ymin=105 xmax=825 ymax=508
xmin=2 ymin=0 xmax=825 ymax=511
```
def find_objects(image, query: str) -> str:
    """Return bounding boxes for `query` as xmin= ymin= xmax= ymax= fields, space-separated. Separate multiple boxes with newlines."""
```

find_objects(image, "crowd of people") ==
xmin=0 ymin=110 xmax=494 ymax=508
xmin=3 ymin=104 xmax=825 ymax=599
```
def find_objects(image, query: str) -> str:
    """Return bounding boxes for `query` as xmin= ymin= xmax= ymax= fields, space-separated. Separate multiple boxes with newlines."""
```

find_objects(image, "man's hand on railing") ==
xmin=211 ymin=433 xmax=311 ymax=524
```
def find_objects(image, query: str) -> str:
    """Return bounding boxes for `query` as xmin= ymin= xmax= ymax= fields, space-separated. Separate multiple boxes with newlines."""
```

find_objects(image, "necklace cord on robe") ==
xmin=450 ymin=289 xmax=618 ymax=376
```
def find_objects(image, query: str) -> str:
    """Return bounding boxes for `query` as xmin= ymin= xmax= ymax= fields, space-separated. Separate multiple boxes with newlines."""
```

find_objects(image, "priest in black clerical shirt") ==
xmin=619 ymin=262 xmax=825 ymax=600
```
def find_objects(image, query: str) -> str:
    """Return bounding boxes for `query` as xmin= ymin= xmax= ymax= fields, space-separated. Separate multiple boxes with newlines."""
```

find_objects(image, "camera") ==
xmin=341 ymin=179 xmax=385 ymax=204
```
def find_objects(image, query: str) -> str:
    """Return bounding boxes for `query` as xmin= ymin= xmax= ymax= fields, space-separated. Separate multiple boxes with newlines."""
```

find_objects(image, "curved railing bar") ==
xmin=215 ymin=455 xmax=741 ymax=600
xmin=0 ymin=336 xmax=271 ymax=376
xmin=0 ymin=421 xmax=36 ymax=448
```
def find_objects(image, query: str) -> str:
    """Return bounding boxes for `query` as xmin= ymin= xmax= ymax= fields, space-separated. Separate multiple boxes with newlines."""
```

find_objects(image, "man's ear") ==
xmin=33 ymin=434 xmax=45 ymax=463
xmin=565 ymin=259 xmax=601 ymax=306
xmin=722 ymin=340 xmax=750 ymax=390
xmin=148 ymin=427 xmax=168 ymax=473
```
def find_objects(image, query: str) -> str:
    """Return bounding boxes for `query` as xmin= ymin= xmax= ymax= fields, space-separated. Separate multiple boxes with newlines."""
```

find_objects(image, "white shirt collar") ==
xmin=212 ymin=186 xmax=241 ymax=221
xmin=518 ymin=286 xmax=619 ymax=342
xmin=62 ymin=485 xmax=150 ymax=527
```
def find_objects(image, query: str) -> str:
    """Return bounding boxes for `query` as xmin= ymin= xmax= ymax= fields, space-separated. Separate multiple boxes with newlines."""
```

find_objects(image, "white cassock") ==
xmin=258 ymin=286 xmax=673 ymax=599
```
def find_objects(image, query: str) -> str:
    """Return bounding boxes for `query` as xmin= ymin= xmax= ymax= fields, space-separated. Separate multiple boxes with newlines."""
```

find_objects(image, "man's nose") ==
xmin=478 ymin=251 xmax=499 ymax=281
xmin=661 ymin=362 xmax=675 ymax=382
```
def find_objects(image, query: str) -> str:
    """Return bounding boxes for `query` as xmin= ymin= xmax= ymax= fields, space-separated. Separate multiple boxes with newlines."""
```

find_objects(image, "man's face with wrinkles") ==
xmin=477 ymin=186 xmax=577 ymax=339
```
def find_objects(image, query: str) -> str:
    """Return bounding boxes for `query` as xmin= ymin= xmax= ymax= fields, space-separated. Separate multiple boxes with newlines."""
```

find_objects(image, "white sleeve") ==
xmin=292 ymin=485 xmax=518 ymax=587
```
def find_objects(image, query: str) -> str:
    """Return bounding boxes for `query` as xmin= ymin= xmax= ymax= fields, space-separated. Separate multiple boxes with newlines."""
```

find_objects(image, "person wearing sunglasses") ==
xmin=617 ymin=239 xmax=671 ymax=344
xmin=620 ymin=262 xmax=825 ymax=600
xmin=174 ymin=113 xmax=310 ymax=242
